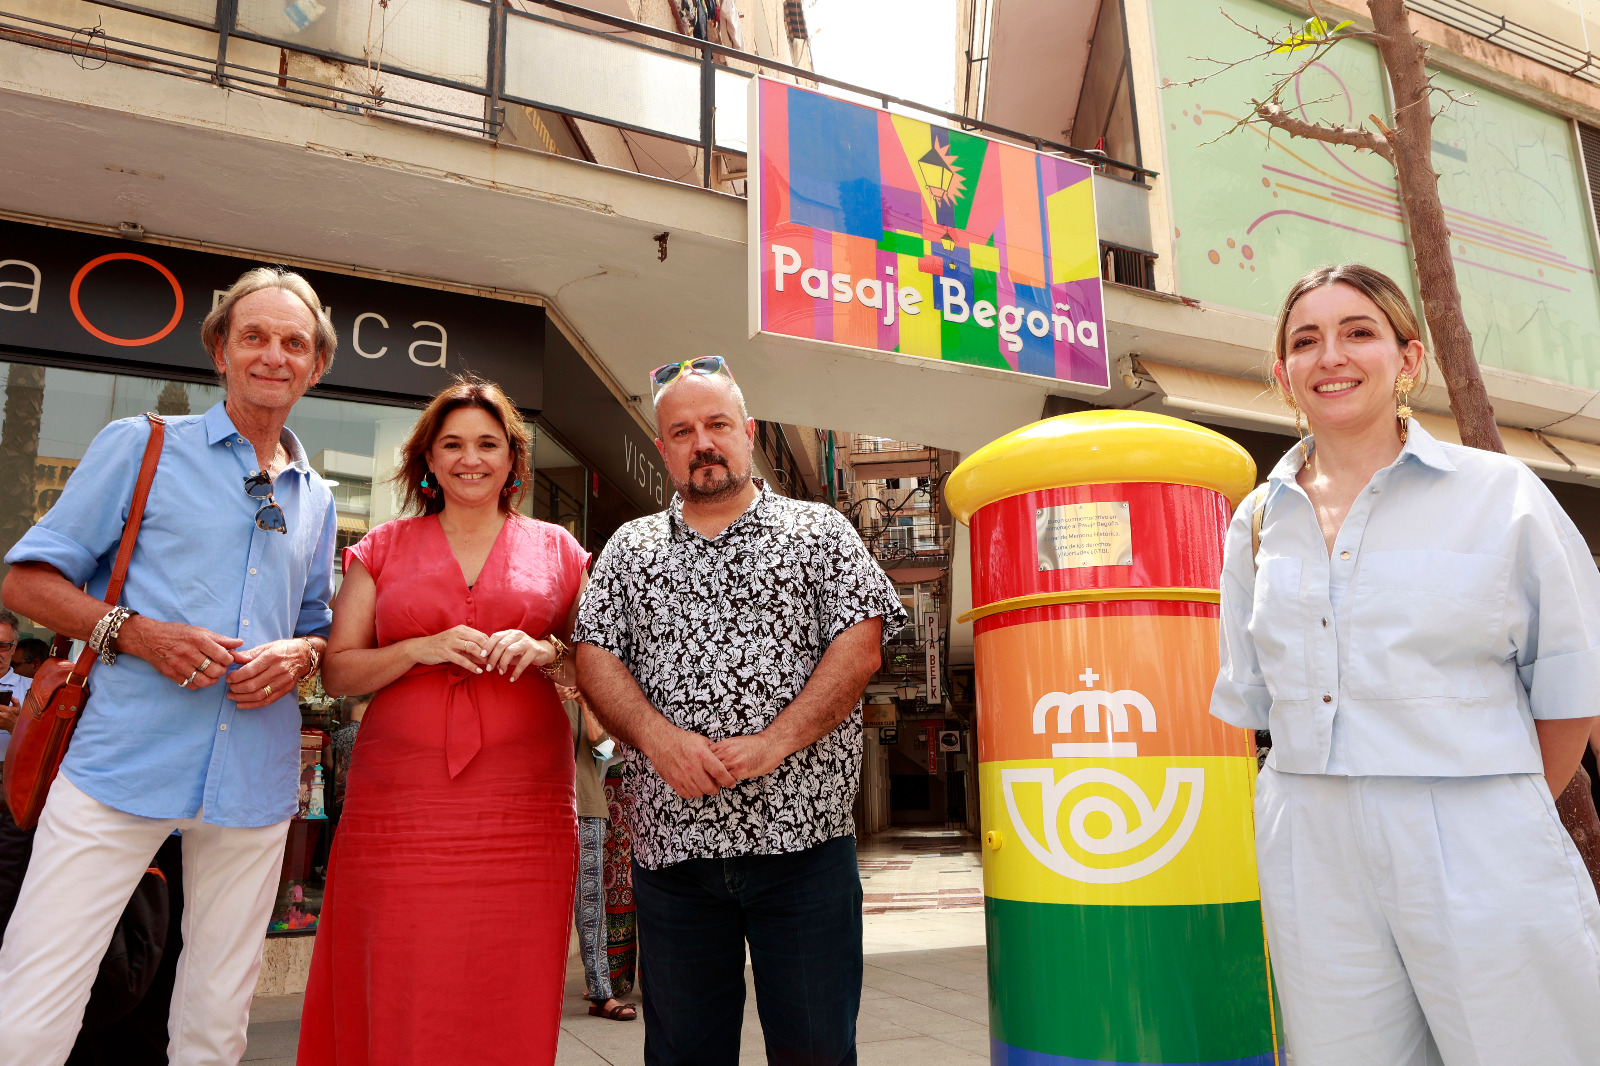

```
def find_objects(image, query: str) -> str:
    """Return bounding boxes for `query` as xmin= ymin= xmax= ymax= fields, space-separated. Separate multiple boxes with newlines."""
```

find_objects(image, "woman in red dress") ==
xmin=298 ymin=378 xmax=588 ymax=1066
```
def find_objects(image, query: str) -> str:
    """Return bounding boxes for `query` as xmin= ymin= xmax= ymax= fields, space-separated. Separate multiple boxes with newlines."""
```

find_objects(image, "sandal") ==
xmin=588 ymin=998 xmax=637 ymax=1021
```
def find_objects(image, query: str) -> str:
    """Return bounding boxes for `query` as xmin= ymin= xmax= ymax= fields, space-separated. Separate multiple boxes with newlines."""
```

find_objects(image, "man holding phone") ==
xmin=0 ymin=608 xmax=34 ymax=756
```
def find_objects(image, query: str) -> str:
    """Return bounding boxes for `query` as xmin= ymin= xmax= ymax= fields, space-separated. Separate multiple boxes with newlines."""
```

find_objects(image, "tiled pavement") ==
xmin=244 ymin=827 xmax=990 ymax=1065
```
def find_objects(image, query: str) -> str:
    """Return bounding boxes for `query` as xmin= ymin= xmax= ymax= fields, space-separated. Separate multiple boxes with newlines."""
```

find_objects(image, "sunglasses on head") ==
xmin=243 ymin=471 xmax=288 ymax=534
xmin=649 ymin=356 xmax=734 ymax=398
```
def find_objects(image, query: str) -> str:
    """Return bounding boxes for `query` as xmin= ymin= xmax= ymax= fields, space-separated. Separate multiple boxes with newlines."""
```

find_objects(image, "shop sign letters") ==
xmin=0 ymin=220 xmax=543 ymax=409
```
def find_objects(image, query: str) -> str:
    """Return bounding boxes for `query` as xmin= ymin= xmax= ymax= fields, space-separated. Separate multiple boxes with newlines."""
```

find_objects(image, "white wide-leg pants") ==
xmin=1256 ymin=767 xmax=1600 ymax=1066
xmin=0 ymin=773 xmax=290 ymax=1066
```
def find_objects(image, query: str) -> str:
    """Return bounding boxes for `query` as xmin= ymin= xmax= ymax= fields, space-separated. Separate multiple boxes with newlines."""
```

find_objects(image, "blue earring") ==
xmin=502 ymin=477 xmax=523 ymax=497
xmin=419 ymin=471 xmax=438 ymax=498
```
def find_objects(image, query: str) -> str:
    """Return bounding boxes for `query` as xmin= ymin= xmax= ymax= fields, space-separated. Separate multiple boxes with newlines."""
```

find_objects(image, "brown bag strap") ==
xmin=67 ymin=413 xmax=166 ymax=686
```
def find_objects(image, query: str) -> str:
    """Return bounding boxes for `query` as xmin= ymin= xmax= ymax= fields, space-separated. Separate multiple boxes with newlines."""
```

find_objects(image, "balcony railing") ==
xmin=0 ymin=0 xmax=1156 ymax=188
xmin=1409 ymin=0 xmax=1600 ymax=87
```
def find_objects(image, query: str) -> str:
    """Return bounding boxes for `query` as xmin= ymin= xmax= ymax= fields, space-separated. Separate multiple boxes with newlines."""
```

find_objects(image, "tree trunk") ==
xmin=0 ymin=363 xmax=46 ymax=605
xmin=1367 ymin=0 xmax=1504 ymax=453
xmin=1367 ymin=0 xmax=1600 ymax=896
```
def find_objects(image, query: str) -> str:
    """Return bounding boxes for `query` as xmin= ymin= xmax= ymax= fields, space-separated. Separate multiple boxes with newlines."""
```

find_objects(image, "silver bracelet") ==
xmin=91 ymin=606 xmax=137 ymax=666
xmin=88 ymin=609 xmax=117 ymax=659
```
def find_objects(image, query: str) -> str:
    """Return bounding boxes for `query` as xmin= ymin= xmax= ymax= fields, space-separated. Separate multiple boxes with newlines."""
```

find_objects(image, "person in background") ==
xmin=558 ymin=683 xmax=635 ymax=1022
xmin=12 ymin=636 xmax=49 ymax=680
xmin=575 ymin=357 xmax=905 ymax=1066
xmin=1211 ymin=263 xmax=1600 ymax=1064
xmin=601 ymin=759 xmax=638 ymax=997
xmin=0 ymin=265 xmax=338 ymax=1066
xmin=0 ymin=610 xmax=35 ymax=761
xmin=328 ymin=694 xmax=371 ymax=828
xmin=298 ymin=377 xmax=589 ymax=1066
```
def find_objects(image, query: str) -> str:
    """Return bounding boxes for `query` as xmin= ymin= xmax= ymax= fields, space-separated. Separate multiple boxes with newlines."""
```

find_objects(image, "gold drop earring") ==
xmin=1284 ymin=391 xmax=1310 ymax=465
xmin=1395 ymin=374 xmax=1415 ymax=444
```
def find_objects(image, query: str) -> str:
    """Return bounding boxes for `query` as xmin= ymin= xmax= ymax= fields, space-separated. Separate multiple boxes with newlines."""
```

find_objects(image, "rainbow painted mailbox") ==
xmin=944 ymin=410 xmax=1277 ymax=1066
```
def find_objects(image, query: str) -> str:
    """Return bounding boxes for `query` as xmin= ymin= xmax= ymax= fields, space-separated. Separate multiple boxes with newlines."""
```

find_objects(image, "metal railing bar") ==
xmin=515 ymin=0 xmax=1156 ymax=179
xmin=0 ymin=10 xmax=494 ymax=129
xmin=496 ymin=92 xmax=701 ymax=148
xmin=501 ymin=5 xmax=704 ymax=67
xmin=1408 ymin=0 xmax=1600 ymax=87
xmin=76 ymin=0 xmax=214 ymax=31
xmin=0 ymin=21 xmax=226 ymax=83
xmin=222 ymin=56 xmax=499 ymax=121
xmin=224 ymin=28 xmax=491 ymax=94
xmin=0 ymin=9 xmax=219 ymax=63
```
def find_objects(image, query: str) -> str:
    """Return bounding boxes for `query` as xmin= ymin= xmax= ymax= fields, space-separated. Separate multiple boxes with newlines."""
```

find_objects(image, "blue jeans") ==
xmin=632 ymin=835 xmax=862 ymax=1066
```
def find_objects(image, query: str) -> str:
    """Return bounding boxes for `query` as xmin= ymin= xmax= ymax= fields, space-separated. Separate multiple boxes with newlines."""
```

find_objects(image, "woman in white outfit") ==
xmin=1211 ymin=263 xmax=1600 ymax=1066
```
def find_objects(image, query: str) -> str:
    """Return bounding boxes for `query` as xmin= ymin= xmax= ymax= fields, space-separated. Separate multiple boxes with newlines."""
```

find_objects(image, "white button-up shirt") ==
xmin=1210 ymin=422 xmax=1600 ymax=776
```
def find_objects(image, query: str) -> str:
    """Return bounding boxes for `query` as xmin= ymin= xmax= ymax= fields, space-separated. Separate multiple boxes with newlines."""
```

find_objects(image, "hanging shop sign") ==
xmin=748 ymin=78 xmax=1108 ymax=387
xmin=924 ymin=611 xmax=942 ymax=704
xmin=0 ymin=220 xmax=543 ymax=409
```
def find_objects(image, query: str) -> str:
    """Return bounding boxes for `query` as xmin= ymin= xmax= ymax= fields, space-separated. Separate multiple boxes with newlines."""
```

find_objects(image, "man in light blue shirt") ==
xmin=0 ymin=267 xmax=339 ymax=1066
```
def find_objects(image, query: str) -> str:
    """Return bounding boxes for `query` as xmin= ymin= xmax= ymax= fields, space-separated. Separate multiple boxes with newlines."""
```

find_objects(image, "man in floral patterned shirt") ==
xmin=575 ymin=358 xmax=905 ymax=1066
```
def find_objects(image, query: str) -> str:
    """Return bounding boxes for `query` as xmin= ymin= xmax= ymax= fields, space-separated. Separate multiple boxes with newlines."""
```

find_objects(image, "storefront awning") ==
xmin=1141 ymin=360 xmax=1598 ymax=484
xmin=1141 ymin=361 xmax=1294 ymax=431
xmin=337 ymin=516 xmax=369 ymax=535
xmin=1534 ymin=433 xmax=1600 ymax=483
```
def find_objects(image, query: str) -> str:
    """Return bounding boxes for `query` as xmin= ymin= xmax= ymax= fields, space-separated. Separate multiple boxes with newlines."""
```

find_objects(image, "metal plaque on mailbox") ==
xmin=1035 ymin=501 xmax=1132 ymax=571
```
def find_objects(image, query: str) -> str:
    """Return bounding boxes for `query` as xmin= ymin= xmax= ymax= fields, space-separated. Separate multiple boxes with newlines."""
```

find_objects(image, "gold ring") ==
xmin=263 ymin=683 xmax=273 ymax=697
xmin=181 ymin=668 xmax=199 ymax=688
xmin=198 ymin=657 xmax=212 ymax=674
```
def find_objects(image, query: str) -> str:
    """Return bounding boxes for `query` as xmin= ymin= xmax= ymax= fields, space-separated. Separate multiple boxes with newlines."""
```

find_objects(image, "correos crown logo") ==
xmin=1001 ymin=668 xmax=1205 ymax=885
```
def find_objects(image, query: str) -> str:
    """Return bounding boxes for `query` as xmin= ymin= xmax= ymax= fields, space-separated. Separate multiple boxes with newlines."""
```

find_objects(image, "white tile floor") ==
xmin=244 ymin=829 xmax=990 ymax=1065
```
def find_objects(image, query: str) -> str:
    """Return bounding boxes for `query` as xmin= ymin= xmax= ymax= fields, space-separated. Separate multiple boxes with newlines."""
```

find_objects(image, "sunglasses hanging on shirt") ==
xmin=243 ymin=471 xmax=288 ymax=534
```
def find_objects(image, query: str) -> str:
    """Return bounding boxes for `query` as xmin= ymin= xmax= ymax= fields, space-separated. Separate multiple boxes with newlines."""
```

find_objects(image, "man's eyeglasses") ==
xmin=0 ymin=641 xmax=16 ymax=651
xmin=649 ymin=356 xmax=734 ymax=398
xmin=243 ymin=471 xmax=288 ymax=534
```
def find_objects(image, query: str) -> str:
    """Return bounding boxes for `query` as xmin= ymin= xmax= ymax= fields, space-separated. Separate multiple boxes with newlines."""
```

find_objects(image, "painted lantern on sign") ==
xmin=945 ymin=411 xmax=1281 ymax=1066
xmin=747 ymin=78 xmax=1108 ymax=387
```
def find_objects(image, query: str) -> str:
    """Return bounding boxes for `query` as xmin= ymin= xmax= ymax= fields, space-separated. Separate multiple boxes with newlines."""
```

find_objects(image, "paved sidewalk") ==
xmin=244 ymin=829 xmax=990 ymax=1064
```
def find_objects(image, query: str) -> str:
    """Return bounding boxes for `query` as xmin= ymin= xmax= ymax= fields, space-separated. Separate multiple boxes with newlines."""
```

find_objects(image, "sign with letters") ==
xmin=0 ymin=219 xmax=542 ymax=409
xmin=749 ymin=78 xmax=1107 ymax=386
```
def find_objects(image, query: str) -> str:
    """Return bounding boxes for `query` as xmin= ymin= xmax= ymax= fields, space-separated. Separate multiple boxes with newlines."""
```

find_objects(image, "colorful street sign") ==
xmin=748 ymin=78 xmax=1109 ymax=387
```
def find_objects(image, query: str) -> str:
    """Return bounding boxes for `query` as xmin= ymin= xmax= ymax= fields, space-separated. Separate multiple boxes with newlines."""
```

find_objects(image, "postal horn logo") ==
xmin=1001 ymin=667 xmax=1204 ymax=885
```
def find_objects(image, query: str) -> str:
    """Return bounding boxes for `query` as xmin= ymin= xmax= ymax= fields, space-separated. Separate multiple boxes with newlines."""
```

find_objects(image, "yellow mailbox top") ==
xmin=944 ymin=410 xmax=1259 ymax=524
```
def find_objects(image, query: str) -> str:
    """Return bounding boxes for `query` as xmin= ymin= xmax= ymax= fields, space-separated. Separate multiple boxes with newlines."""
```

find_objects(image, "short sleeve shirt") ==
xmin=573 ymin=482 xmax=907 ymax=869
xmin=1210 ymin=421 xmax=1600 ymax=776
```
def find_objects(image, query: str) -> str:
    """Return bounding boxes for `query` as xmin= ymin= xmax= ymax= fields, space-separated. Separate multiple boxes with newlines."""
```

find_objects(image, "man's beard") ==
xmin=674 ymin=450 xmax=750 ymax=504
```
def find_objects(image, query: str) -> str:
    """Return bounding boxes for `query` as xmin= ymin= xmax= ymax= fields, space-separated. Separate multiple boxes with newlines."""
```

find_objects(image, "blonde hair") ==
xmin=201 ymin=266 xmax=337 ymax=374
xmin=1269 ymin=263 xmax=1428 ymax=398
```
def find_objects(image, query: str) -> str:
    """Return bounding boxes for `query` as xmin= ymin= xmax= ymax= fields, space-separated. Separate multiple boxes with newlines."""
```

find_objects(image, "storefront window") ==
xmin=0 ymin=359 xmax=590 ymax=936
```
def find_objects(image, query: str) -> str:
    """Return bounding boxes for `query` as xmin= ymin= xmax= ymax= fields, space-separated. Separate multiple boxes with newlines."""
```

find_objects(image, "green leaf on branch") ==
xmin=1272 ymin=16 xmax=1356 ymax=52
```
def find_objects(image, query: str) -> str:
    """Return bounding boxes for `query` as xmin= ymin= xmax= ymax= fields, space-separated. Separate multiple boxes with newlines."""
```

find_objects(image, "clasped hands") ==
xmin=120 ymin=615 xmax=311 ymax=709
xmin=647 ymin=723 xmax=790 ymax=799
xmin=407 ymin=624 xmax=558 ymax=682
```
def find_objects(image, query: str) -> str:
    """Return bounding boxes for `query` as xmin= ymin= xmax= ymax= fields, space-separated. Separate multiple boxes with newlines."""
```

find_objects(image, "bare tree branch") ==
xmin=1253 ymin=101 xmax=1395 ymax=161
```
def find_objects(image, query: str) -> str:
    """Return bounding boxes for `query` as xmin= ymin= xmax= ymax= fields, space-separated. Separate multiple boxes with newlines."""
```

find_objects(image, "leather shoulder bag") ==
xmin=3 ymin=413 xmax=165 ymax=830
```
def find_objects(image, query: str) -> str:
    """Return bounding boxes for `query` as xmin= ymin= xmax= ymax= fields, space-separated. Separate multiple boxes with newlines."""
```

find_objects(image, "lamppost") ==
xmin=918 ymin=147 xmax=955 ymax=205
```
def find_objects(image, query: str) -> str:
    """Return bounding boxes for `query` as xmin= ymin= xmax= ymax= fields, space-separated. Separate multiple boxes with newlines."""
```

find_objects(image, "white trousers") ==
xmin=1256 ymin=767 xmax=1600 ymax=1066
xmin=0 ymin=774 xmax=290 ymax=1066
